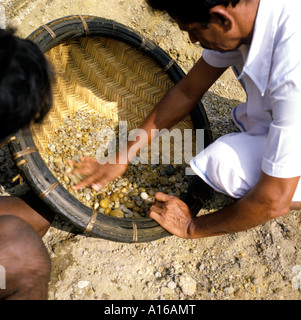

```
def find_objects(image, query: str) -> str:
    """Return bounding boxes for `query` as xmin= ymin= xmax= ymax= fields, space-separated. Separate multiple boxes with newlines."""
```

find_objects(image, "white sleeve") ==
xmin=202 ymin=49 xmax=243 ymax=68
xmin=262 ymin=26 xmax=301 ymax=178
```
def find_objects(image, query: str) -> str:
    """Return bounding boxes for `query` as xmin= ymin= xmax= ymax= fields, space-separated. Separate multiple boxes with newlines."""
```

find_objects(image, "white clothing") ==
xmin=190 ymin=133 xmax=301 ymax=201
xmin=191 ymin=0 xmax=301 ymax=200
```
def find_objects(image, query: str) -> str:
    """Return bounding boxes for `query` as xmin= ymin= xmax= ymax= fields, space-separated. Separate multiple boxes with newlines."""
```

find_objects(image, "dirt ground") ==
xmin=1 ymin=0 xmax=301 ymax=301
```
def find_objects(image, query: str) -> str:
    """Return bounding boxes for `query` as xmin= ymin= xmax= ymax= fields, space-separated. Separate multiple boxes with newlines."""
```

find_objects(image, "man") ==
xmin=72 ymin=0 xmax=301 ymax=239
xmin=0 ymin=28 xmax=54 ymax=299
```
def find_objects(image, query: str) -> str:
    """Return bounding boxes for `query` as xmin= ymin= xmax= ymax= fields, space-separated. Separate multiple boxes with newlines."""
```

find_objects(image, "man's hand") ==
xmin=147 ymin=192 xmax=196 ymax=238
xmin=68 ymin=156 xmax=128 ymax=191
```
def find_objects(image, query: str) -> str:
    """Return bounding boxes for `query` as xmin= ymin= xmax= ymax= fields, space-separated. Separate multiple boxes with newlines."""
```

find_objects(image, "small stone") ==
xmin=292 ymin=265 xmax=301 ymax=289
xmin=179 ymin=274 xmax=196 ymax=296
xmin=224 ymin=286 xmax=234 ymax=295
xmin=110 ymin=193 xmax=119 ymax=202
xmin=49 ymin=144 xmax=56 ymax=152
xmin=167 ymin=281 xmax=177 ymax=290
xmin=63 ymin=174 xmax=70 ymax=184
xmin=77 ymin=280 xmax=89 ymax=289
xmin=110 ymin=209 xmax=124 ymax=218
xmin=175 ymin=173 xmax=183 ymax=182
xmin=100 ymin=197 xmax=110 ymax=208
xmin=125 ymin=201 xmax=135 ymax=209
xmin=136 ymin=200 xmax=143 ymax=206
xmin=165 ymin=164 xmax=175 ymax=176
xmin=140 ymin=192 xmax=148 ymax=200
xmin=104 ymin=207 xmax=111 ymax=215
xmin=168 ymin=175 xmax=176 ymax=184
xmin=159 ymin=177 xmax=168 ymax=186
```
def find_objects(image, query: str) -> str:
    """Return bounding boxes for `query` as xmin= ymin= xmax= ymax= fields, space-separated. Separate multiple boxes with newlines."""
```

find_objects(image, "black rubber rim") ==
xmin=9 ymin=15 xmax=213 ymax=243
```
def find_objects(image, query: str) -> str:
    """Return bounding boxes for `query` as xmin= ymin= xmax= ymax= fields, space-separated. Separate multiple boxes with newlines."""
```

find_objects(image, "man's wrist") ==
xmin=185 ymin=216 xmax=203 ymax=239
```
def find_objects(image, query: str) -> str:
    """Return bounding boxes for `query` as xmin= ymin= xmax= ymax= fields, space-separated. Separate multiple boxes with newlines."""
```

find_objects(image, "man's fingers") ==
xmin=66 ymin=159 xmax=81 ymax=168
xmin=72 ymin=175 xmax=96 ymax=190
xmin=72 ymin=173 xmax=111 ymax=191
xmin=155 ymin=191 xmax=174 ymax=202
xmin=91 ymin=175 xmax=114 ymax=191
xmin=148 ymin=203 xmax=165 ymax=220
xmin=91 ymin=183 xmax=104 ymax=192
xmin=73 ymin=166 xmax=93 ymax=176
xmin=148 ymin=209 xmax=160 ymax=222
xmin=72 ymin=160 xmax=99 ymax=176
xmin=79 ymin=156 xmax=94 ymax=162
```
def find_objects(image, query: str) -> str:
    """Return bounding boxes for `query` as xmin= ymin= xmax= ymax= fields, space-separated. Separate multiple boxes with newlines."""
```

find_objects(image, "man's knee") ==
xmin=0 ymin=215 xmax=51 ymax=299
xmin=0 ymin=196 xmax=54 ymax=237
xmin=191 ymin=133 xmax=266 ymax=199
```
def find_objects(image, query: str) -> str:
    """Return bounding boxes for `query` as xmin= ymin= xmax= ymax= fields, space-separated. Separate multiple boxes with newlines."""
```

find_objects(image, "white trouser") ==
xmin=190 ymin=131 xmax=301 ymax=201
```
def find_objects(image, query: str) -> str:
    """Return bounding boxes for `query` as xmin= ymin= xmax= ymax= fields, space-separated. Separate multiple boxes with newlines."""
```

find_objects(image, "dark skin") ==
xmin=0 ymin=195 xmax=54 ymax=237
xmin=0 ymin=139 xmax=54 ymax=237
xmin=71 ymin=0 xmax=301 ymax=238
xmin=0 ymin=140 xmax=55 ymax=299
xmin=0 ymin=215 xmax=51 ymax=300
xmin=150 ymin=174 xmax=300 ymax=239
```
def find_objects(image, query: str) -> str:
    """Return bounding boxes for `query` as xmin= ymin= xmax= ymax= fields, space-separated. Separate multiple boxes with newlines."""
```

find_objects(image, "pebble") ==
xmin=175 ymin=173 xmax=183 ymax=182
xmin=224 ymin=286 xmax=234 ymax=295
xmin=159 ymin=177 xmax=169 ymax=186
xmin=167 ymin=281 xmax=177 ymax=290
xmin=292 ymin=265 xmax=301 ymax=290
xmin=179 ymin=274 xmax=196 ymax=296
xmin=168 ymin=175 xmax=176 ymax=184
xmin=77 ymin=280 xmax=89 ymax=289
xmin=44 ymin=111 xmax=189 ymax=219
xmin=165 ymin=164 xmax=175 ymax=176
xmin=100 ymin=198 xmax=110 ymax=208
xmin=140 ymin=192 xmax=148 ymax=200
xmin=110 ymin=209 xmax=124 ymax=218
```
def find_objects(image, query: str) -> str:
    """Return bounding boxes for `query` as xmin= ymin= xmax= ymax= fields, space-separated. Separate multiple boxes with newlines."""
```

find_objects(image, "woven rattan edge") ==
xmin=13 ymin=147 xmax=38 ymax=160
xmin=132 ymin=221 xmax=138 ymax=242
xmin=39 ymin=181 xmax=59 ymax=199
xmin=16 ymin=159 xmax=27 ymax=167
xmin=78 ymin=15 xmax=90 ymax=34
xmin=28 ymin=16 xmax=124 ymax=42
xmin=8 ymin=136 xmax=17 ymax=143
xmin=84 ymin=209 xmax=98 ymax=233
xmin=41 ymin=24 xmax=56 ymax=38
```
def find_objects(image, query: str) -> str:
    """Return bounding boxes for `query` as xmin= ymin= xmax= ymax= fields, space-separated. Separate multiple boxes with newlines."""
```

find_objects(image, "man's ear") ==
xmin=209 ymin=5 xmax=233 ymax=30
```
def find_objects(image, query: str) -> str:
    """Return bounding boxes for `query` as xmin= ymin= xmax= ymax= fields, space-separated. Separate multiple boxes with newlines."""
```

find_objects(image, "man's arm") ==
xmin=148 ymin=171 xmax=300 ymax=238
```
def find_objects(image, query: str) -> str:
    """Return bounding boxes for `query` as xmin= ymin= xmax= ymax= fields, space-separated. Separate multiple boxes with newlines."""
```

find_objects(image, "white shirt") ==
xmin=202 ymin=0 xmax=301 ymax=179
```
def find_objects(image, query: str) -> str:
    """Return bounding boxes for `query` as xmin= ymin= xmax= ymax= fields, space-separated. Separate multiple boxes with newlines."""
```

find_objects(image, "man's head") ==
xmin=146 ymin=0 xmax=257 ymax=52
xmin=146 ymin=0 xmax=247 ymax=25
xmin=0 ymin=28 xmax=53 ymax=144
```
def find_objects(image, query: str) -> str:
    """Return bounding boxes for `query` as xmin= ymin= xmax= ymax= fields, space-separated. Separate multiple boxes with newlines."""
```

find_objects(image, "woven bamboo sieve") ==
xmin=32 ymin=36 xmax=195 ymax=161
xmin=8 ymin=16 xmax=213 ymax=243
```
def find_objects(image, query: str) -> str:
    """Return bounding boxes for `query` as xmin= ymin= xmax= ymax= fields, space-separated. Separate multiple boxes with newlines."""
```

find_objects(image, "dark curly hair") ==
xmin=146 ymin=0 xmax=246 ymax=25
xmin=0 ymin=28 xmax=53 ymax=141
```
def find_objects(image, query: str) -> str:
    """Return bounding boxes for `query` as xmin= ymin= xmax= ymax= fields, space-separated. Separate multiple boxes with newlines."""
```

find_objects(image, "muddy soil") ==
xmin=1 ymin=0 xmax=301 ymax=300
